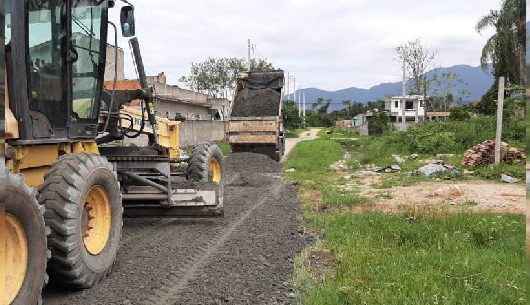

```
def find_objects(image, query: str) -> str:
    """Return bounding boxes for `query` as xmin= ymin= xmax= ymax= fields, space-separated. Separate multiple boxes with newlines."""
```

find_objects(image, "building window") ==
xmin=405 ymin=101 xmax=414 ymax=111
xmin=394 ymin=101 xmax=399 ymax=108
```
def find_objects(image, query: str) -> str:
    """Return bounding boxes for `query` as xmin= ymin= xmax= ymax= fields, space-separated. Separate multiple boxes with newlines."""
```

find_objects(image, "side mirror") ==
xmin=120 ymin=5 xmax=135 ymax=37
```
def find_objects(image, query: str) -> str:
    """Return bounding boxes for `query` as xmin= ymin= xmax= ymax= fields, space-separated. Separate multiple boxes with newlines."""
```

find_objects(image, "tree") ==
xmin=476 ymin=0 xmax=525 ymax=114
xmin=396 ymin=39 xmax=437 ymax=96
xmin=429 ymin=71 xmax=470 ymax=111
xmin=476 ymin=0 xmax=525 ymax=84
xmin=179 ymin=57 xmax=275 ymax=99
xmin=282 ymin=100 xmax=302 ymax=130
xmin=367 ymin=111 xmax=390 ymax=136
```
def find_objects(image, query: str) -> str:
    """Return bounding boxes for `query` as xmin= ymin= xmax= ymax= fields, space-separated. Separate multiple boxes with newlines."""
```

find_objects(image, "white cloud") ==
xmin=109 ymin=0 xmax=499 ymax=91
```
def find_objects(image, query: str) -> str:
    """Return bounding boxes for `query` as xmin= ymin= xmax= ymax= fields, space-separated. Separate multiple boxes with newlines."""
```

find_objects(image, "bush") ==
xmin=367 ymin=111 xmax=390 ymax=135
xmin=449 ymin=107 xmax=471 ymax=121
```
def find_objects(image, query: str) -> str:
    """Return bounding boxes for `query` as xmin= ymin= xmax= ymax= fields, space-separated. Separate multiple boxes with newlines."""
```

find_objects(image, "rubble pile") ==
xmin=462 ymin=140 xmax=526 ymax=166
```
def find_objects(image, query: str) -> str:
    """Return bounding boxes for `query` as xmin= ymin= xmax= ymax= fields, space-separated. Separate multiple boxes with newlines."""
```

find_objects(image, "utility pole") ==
xmin=495 ymin=77 xmax=505 ymax=165
xmin=402 ymin=59 xmax=407 ymax=96
xmin=401 ymin=59 xmax=407 ymax=130
xmin=303 ymin=92 xmax=306 ymax=127
xmin=293 ymin=77 xmax=299 ymax=117
xmin=285 ymin=72 xmax=291 ymax=98
xmin=247 ymin=39 xmax=251 ymax=71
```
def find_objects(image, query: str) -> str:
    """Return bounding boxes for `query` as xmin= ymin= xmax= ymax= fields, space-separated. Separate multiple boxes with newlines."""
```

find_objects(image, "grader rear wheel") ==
xmin=188 ymin=144 xmax=225 ymax=209
xmin=39 ymin=154 xmax=122 ymax=290
xmin=0 ymin=172 xmax=48 ymax=305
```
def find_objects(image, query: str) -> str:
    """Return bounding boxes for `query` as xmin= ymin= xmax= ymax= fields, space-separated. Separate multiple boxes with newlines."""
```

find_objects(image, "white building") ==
xmin=385 ymin=95 xmax=426 ymax=119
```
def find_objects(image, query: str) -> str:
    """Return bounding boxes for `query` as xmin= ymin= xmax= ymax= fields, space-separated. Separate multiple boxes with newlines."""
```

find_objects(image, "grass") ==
xmin=216 ymin=142 xmax=232 ymax=156
xmin=285 ymin=139 xmax=343 ymax=183
xmin=285 ymin=129 xmax=527 ymax=305
xmin=298 ymin=212 xmax=526 ymax=305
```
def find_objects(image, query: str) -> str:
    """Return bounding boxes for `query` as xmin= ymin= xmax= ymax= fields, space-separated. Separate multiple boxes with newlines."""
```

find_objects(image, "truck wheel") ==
xmin=39 ymin=154 xmax=122 ymax=290
xmin=187 ymin=144 xmax=224 ymax=208
xmin=0 ymin=171 xmax=48 ymax=305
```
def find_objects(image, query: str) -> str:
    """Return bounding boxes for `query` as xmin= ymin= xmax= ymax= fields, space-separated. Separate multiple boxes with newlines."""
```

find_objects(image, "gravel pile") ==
xmin=231 ymin=88 xmax=281 ymax=117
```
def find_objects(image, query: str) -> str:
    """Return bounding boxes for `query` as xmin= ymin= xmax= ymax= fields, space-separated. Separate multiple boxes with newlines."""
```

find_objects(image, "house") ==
xmin=105 ymin=45 xmax=125 ymax=81
xmin=147 ymin=73 xmax=218 ymax=120
xmin=353 ymin=114 xmax=366 ymax=127
xmin=384 ymin=95 xmax=427 ymax=130
xmin=385 ymin=95 xmax=426 ymax=122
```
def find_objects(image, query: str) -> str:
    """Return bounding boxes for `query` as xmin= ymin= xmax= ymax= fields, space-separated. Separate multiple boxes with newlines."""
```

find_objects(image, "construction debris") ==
xmin=501 ymin=174 xmax=520 ymax=184
xmin=375 ymin=164 xmax=401 ymax=173
xmin=462 ymin=140 xmax=526 ymax=167
xmin=418 ymin=161 xmax=459 ymax=177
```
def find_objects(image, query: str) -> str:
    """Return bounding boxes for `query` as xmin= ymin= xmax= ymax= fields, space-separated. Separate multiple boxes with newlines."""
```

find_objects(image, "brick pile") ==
xmin=462 ymin=140 xmax=526 ymax=166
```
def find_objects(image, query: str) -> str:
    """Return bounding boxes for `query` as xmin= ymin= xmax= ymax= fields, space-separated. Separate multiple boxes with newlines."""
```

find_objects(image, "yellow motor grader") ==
xmin=1 ymin=1 xmax=224 ymax=304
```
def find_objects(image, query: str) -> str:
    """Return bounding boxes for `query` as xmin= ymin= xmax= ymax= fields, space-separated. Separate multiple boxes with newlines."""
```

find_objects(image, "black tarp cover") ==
xmin=231 ymin=70 xmax=284 ymax=117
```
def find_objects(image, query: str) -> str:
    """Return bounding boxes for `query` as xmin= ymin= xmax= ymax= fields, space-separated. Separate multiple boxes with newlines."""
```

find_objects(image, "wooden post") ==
xmin=494 ymin=77 xmax=505 ymax=165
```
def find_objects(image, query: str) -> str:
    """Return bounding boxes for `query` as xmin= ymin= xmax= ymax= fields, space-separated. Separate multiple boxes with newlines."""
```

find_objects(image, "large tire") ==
xmin=0 ymin=171 xmax=48 ymax=305
xmin=187 ymin=144 xmax=224 ymax=208
xmin=39 ymin=154 xmax=122 ymax=290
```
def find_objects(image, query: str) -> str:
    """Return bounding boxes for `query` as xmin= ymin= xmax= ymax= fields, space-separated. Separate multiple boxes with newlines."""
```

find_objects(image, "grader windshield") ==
xmin=6 ymin=0 xmax=108 ymax=139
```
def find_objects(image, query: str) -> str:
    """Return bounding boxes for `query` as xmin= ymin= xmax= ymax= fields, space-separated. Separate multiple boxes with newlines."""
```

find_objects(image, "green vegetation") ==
xmin=324 ymin=113 xmax=525 ymax=183
xmin=286 ymin=134 xmax=526 ymax=305
xmin=285 ymin=139 xmax=343 ymax=183
xmin=298 ymin=212 xmax=526 ymax=305
xmin=216 ymin=142 xmax=232 ymax=156
xmin=476 ymin=0 xmax=526 ymax=114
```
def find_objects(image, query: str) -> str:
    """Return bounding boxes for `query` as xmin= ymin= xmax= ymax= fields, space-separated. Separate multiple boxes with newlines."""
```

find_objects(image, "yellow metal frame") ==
xmin=121 ymin=106 xmax=181 ymax=159
xmin=7 ymin=141 xmax=99 ymax=188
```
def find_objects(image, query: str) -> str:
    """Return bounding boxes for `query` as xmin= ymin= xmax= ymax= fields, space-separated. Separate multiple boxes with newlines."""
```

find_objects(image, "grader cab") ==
xmin=1 ymin=1 xmax=225 ymax=304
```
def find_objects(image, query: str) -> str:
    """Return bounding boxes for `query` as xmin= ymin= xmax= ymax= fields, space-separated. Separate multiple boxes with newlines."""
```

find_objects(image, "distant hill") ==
xmin=288 ymin=65 xmax=494 ymax=112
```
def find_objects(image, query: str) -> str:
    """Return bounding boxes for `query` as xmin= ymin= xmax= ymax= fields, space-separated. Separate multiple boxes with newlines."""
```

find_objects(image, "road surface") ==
xmin=43 ymin=153 xmax=304 ymax=305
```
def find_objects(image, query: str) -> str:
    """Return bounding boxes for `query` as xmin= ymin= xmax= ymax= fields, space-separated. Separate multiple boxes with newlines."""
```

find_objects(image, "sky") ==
xmin=108 ymin=0 xmax=499 ymax=91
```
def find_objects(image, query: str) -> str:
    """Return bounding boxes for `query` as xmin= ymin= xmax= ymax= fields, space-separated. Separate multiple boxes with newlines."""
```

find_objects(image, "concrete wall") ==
xmin=153 ymin=83 xmax=209 ymax=105
xmin=105 ymin=46 xmax=125 ymax=81
xmin=179 ymin=120 xmax=227 ymax=147
xmin=156 ymin=100 xmax=212 ymax=120
xmin=124 ymin=120 xmax=227 ymax=148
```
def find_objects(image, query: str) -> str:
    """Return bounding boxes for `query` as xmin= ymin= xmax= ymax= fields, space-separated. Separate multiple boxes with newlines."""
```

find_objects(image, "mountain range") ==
xmin=288 ymin=65 xmax=494 ymax=112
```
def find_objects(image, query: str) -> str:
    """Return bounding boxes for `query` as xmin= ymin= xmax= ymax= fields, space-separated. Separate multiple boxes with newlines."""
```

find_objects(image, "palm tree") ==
xmin=476 ymin=0 xmax=525 ymax=84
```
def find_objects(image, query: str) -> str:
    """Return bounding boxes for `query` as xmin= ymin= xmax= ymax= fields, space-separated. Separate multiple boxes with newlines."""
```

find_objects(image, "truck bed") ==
xmin=228 ymin=118 xmax=279 ymax=145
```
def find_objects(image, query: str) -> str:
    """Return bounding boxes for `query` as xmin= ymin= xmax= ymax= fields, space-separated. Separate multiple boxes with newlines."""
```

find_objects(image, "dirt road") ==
xmin=283 ymin=129 xmax=321 ymax=161
xmin=44 ymin=153 xmax=303 ymax=305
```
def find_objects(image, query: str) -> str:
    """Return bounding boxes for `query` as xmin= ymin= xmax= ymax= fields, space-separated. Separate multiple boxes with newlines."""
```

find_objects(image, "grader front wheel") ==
xmin=39 ymin=154 xmax=122 ymax=290
xmin=0 ymin=172 xmax=48 ymax=305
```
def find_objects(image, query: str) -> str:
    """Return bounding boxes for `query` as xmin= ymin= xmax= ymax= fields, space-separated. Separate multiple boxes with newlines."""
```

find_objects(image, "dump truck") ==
xmin=1 ymin=1 xmax=224 ymax=304
xmin=228 ymin=71 xmax=285 ymax=161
